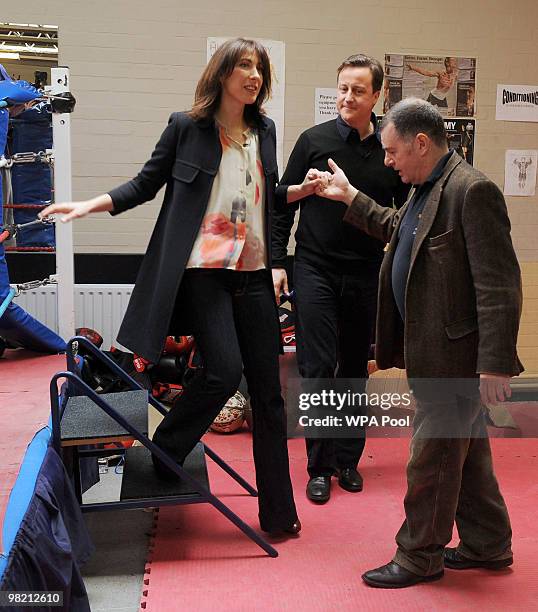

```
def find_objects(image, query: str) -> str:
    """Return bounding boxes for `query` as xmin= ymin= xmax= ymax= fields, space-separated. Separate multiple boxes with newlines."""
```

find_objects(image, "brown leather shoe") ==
xmin=362 ymin=561 xmax=444 ymax=588
xmin=444 ymin=548 xmax=513 ymax=570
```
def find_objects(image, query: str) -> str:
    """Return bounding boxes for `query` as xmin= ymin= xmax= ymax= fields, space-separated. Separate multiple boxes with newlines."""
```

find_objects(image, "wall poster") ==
xmin=504 ymin=150 xmax=537 ymax=196
xmin=445 ymin=119 xmax=475 ymax=166
xmin=384 ymin=54 xmax=476 ymax=118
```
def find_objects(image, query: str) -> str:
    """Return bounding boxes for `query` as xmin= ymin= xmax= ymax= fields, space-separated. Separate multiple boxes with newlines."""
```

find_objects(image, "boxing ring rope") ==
xmin=0 ymin=214 xmax=56 ymax=252
xmin=3 ymin=204 xmax=50 ymax=209
xmin=5 ymin=246 xmax=55 ymax=251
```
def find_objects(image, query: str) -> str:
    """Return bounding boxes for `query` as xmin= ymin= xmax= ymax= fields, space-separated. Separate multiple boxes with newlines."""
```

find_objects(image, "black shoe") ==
xmin=262 ymin=519 xmax=302 ymax=537
xmin=338 ymin=467 xmax=363 ymax=492
xmin=444 ymin=548 xmax=513 ymax=570
xmin=362 ymin=561 xmax=444 ymax=589
xmin=306 ymin=476 xmax=331 ymax=503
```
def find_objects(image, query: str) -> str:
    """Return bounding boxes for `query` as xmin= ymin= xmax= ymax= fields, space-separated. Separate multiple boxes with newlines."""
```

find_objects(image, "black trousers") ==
xmin=294 ymin=258 xmax=378 ymax=477
xmin=153 ymin=268 xmax=298 ymax=531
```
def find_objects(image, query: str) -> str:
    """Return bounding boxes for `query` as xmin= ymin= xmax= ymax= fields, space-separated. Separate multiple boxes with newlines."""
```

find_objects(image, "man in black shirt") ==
xmin=272 ymin=54 xmax=409 ymax=503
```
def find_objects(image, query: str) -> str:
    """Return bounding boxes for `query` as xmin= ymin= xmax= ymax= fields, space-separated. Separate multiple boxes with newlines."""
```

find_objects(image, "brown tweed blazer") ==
xmin=343 ymin=151 xmax=523 ymax=378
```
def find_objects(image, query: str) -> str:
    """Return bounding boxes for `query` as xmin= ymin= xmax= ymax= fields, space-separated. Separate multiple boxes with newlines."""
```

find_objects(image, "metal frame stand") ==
xmin=51 ymin=336 xmax=278 ymax=557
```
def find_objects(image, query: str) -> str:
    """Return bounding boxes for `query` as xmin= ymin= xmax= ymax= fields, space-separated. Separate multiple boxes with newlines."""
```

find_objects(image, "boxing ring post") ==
xmin=51 ymin=67 xmax=75 ymax=340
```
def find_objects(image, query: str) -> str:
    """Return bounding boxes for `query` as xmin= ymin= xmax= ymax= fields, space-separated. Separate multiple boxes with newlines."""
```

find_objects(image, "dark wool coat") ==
xmin=343 ymin=151 xmax=524 ymax=379
xmin=108 ymin=112 xmax=280 ymax=363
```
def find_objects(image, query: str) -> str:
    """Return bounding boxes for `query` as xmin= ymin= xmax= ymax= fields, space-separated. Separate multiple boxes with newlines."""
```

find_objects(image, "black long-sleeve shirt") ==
xmin=272 ymin=115 xmax=410 ymax=275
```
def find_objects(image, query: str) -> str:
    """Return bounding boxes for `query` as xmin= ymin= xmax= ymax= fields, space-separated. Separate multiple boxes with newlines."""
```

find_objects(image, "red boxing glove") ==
xmin=133 ymin=354 xmax=151 ymax=373
xmin=164 ymin=335 xmax=194 ymax=355
xmin=76 ymin=327 xmax=103 ymax=348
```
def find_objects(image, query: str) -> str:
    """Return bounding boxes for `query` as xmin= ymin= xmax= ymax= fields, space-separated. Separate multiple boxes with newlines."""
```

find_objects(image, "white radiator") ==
xmin=12 ymin=284 xmax=134 ymax=350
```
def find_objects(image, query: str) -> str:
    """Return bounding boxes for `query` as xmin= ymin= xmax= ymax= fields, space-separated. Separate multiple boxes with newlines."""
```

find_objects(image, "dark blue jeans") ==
xmin=294 ymin=258 xmax=378 ymax=477
xmin=153 ymin=268 xmax=297 ymax=531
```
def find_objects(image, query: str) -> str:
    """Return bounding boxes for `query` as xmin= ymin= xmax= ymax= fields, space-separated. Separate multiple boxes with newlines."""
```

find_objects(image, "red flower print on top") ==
xmin=198 ymin=213 xmax=247 ymax=268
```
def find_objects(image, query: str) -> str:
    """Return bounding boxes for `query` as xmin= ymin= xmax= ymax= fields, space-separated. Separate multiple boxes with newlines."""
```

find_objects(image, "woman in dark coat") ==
xmin=41 ymin=38 xmax=299 ymax=535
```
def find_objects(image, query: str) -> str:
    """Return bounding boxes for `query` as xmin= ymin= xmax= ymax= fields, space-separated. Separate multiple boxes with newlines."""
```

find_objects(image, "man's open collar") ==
xmin=336 ymin=112 xmax=378 ymax=143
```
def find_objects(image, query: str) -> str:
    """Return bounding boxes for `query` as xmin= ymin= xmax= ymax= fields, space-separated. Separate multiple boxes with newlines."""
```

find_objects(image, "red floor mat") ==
xmin=0 ymin=349 xmax=65 ymax=552
xmin=142 ymin=433 xmax=537 ymax=611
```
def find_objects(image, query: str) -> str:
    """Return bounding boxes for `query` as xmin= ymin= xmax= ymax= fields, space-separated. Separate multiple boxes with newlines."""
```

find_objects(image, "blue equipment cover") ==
xmin=0 ymin=437 xmax=93 ymax=611
xmin=10 ymin=102 xmax=55 ymax=246
xmin=0 ymin=62 xmax=41 ymax=105
xmin=0 ymin=79 xmax=40 ymax=105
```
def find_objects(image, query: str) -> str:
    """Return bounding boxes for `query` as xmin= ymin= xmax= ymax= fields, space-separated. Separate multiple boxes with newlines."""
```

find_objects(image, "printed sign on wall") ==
xmin=314 ymin=88 xmax=338 ymax=125
xmin=496 ymin=85 xmax=538 ymax=122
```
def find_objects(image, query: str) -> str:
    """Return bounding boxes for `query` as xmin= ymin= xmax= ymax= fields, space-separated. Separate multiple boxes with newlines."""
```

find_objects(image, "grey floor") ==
xmin=81 ymin=465 xmax=152 ymax=612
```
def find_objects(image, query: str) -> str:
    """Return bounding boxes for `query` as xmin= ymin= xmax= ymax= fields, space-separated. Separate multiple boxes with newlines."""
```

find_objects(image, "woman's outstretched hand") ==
xmin=39 ymin=194 xmax=114 ymax=223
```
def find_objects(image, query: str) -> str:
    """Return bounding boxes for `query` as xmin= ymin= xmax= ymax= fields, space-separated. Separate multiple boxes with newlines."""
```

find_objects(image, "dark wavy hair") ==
xmin=189 ymin=38 xmax=272 ymax=126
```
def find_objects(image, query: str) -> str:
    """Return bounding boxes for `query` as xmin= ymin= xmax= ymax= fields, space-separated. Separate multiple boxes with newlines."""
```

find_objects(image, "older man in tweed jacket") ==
xmin=317 ymin=97 xmax=522 ymax=588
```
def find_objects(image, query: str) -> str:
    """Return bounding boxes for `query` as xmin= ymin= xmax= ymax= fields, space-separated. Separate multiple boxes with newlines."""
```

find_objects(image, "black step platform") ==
xmin=61 ymin=390 xmax=148 ymax=442
xmin=120 ymin=443 xmax=209 ymax=501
